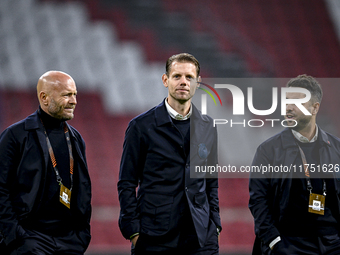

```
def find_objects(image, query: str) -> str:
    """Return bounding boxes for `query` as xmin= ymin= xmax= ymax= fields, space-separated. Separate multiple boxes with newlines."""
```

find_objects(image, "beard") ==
xmin=48 ymin=99 xmax=74 ymax=120
xmin=288 ymin=115 xmax=312 ymax=132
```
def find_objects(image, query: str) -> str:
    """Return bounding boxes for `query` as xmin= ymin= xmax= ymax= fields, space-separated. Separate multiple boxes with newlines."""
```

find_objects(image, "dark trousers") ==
xmin=7 ymin=229 xmax=87 ymax=255
xmin=267 ymin=234 xmax=340 ymax=255
xmin=132 ymin=219 xmax=219 ymax=255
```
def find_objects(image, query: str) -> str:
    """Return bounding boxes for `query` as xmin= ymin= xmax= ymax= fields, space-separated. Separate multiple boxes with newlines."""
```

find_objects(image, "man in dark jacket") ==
xmin=118 ymin=53 xmax=221 ymax=255
xmin=249 ymin=75 xmax=340 ymax=255
xmin=0 ymin=71 xmax=91 ymax=254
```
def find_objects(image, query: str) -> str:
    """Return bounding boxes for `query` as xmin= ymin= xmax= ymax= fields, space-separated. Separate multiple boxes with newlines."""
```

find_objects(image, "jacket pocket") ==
xmin=194 ymin=191 xmax=207 ymax=207
xmin=76 ymin=228 xmax=91 ymax=250
xmin=140 ymin=193 xmax=173 ymax=236
xmin=193 ymin=191 xmax=210 ymax=229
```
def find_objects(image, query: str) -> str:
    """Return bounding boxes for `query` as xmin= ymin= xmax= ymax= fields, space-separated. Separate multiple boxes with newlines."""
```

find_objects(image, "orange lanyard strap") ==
xmin=42 ymin=121 xmax=74 ymax=191
xmin=297 ymin=144 xmax=326 ymax=196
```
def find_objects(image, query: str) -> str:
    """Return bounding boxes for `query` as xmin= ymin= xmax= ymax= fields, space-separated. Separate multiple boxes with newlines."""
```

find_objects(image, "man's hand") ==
xmin=131 ymin=235 xmax=139 ymax=247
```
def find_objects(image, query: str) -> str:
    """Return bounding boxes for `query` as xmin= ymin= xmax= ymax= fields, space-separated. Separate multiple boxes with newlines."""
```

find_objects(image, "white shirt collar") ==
xmin=291 ymin=125 xmax=318 ymax=143
xmin=165 ymin=99 xmax=192 ymax=120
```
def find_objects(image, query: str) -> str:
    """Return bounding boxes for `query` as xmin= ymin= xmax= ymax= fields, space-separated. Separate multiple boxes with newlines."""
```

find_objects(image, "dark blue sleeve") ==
xmin=206 ymin=126 xmax=221 ymax=229
xmin=0 ymin=128 xmax=21 ymax=245
xmin=248 ymin=144 xmax=280 ymax=246
xmin=117 ymin=120 xmax=145 ymax=239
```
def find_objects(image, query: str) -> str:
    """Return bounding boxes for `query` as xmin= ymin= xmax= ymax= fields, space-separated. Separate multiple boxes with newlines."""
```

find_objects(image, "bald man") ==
xmin=0 ymin=71 xmax=91 ymax=255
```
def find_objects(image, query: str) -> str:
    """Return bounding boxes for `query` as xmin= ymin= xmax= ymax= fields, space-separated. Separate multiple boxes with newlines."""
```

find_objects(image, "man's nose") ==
xmin=70 ymin=95 xmax=77 ymax=105
xmin=179 ymin=76 xmax=188 ymax=85
xmin=286 ymin=104 xmax=293 ymax=111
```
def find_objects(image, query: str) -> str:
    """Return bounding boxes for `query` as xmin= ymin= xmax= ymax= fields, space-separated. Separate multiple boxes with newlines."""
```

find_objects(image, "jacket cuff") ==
xmin=211 ymin=215 xmax=221 ymax=231
xmin=120 ymin=219 xmax=140 ymax=240
xmin=217 ymin=226 xmax=222 ymax=235
xmin=129 ymin=233 xmax=139 ymax=240
xmin=261 ymin=227 xmax=281 ymax=246
xmin=269 ymin=236 xmax=281 ymax=249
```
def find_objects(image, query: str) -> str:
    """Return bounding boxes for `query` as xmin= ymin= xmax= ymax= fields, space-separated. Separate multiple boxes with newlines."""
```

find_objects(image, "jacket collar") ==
xmin=165 ymin=99 xmax=192 ymax=120
xmin=24 ymin=110 xmax=77 ymax=140
xmin=281 ymin=126 xmax=332 ymax=149
xmin=24 ymin=110 xmax=40 ymax=130
xmin=318 ymin=127 xmax=332 ymax=147
xmin=155 ymin=98 xmax=207 ymax=126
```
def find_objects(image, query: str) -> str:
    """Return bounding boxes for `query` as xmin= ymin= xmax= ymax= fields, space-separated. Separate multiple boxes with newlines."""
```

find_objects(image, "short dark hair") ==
xmin=165 ymin=53 xmax=200 ymax=77
xmin=286 ymin=74 xmax=323 ymax=104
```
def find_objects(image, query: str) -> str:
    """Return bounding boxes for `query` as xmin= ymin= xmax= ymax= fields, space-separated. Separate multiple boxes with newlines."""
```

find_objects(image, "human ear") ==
xmin=162 ymin=73 xmax=168 ymax=88
xmin=312 ymin=102 xmax=320 ymax=115
xmin=40 ymin=91 xmax=49 ymax=106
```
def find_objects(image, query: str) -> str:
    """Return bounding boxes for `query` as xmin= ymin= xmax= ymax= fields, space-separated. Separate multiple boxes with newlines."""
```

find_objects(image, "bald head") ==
xmin=37 ymin=71 xmax=74 ymax=99
xmin=37 ymin=71 xmax=77 ymax=121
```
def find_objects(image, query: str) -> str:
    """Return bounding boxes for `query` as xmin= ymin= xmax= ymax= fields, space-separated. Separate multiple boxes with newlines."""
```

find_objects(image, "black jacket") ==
xmin=118 ymin=100 xmax=221 ymax=247
xmin=249 ymin=127 xmax=340 ymax=254
xmin=0 ymin=110 xmax=91 ymax=248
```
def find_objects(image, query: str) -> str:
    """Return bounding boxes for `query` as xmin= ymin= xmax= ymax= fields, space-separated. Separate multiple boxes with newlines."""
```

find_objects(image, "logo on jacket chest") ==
xmin=198 ymin=143 xmax=208 ymax=159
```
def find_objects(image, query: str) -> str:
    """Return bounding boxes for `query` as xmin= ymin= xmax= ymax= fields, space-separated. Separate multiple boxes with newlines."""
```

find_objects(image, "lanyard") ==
xmin=42 ymin=121 xmax=74 ymax=191
xmin=297 ymin=144 xmax=326 ymax=196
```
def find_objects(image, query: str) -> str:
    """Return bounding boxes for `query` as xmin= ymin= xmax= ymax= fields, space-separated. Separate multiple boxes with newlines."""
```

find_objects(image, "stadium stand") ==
xmin=1 ymin=0 xmax=340 ymax=254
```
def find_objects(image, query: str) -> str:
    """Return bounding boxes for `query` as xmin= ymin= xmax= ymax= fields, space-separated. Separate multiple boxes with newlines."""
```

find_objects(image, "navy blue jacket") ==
xmin=118 ymin=100 xmax=221 ymax=247
xmin=249 ymin=127 xmax=340 ymax=254
xmin=0 ymin=110 xmax=91 ymax=248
